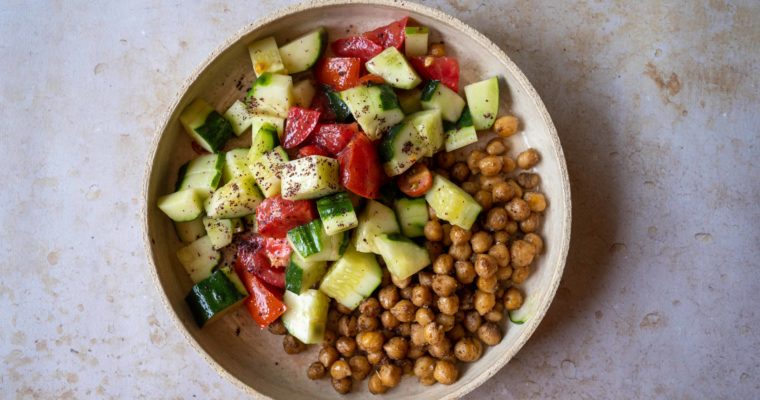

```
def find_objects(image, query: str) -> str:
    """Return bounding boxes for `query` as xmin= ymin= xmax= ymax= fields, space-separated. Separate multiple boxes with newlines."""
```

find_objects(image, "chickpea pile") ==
xmin=271 ymin=115 xmax=546 ymax=395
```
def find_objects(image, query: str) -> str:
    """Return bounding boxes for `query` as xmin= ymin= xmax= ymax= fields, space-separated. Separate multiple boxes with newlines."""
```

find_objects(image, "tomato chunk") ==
xmin=262 ymin=236 xmax=292 ymax=269
xmin=235 ymin=235 xmax=286 ymax=289
xmin=409 ymin=56 xmax=460 ymax=92
xmin=283 ymin=107 xmax=320 ymax=149
xmin=397 ymin=163 xmax=433 ymax=197
xmin=311 ymin=123 xmax=358 ymax=155
xmin=243 ymin=275 xmax=287 ymax=328
xmin=310 ymin=88 xmax=337 ymax=123
xmin=331 ymin=36 xmax=384 ymax=62
xmin=337 ymin=132 xmax=384 ymax=199
xmin=358 ymin=74 xmax=386 ymax=86
xmin=316 ymin=57 xmax=362 ymax=91
xmin=363 ymin=17 xmax=408 ymax=49
xmin=256 ymin=196 xmax=317 ymax=238
xmin=297 ymin=144 xmax=331 ymax=158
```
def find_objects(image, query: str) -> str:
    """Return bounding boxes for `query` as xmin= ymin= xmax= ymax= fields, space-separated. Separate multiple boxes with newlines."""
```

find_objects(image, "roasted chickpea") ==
xmin=424 ymin=322 xmax=445 ymax=345
xmin=450 ymin=225 xmax=472 ymax=245
xmin=449 ymin=242 xmax=473 ymax=261
xmin=358 ymin=314 xmax=380 ymax=332
xmin=520 ymin=213 xmax=540 ymax=233
xmin=470 ymin=231 xmax=493 ymax=254
xmin=454 ymin=260 xmax=476 ymax=284
xmin=494 ymin=115 xmax=519 ymax=137
xmin=437 ymin=296 xmax=459 ymax=315
xmin=307 ymin=361 xmax=326 ymax=380
xmin=400 ymin=286 xmax=414 ymax=301
xmin=478 ymin=156 xmax=503 ymax=176
xmin=477 ymin=322 xmax=503 ymax=346
xmin=388 ymin=274 xmax=410 ymax=290
xmin=320 ymin=346 xmax=340 ymax=368
xmin=336 ymin=302 xmax=353 ymax=315
xmin=474 ymin=290 xmax=496 ymax=315
xmin=486 ymin=242 xmax=510 ymax=267
xmin=505 ymin=198 xmax=531 ymax=221
xmin=450 ymin=162 xmax=470 ymax=182
xmin=390 ymin=299 xmax=416 ymax=323
xmin=480 ymin=175 xmax=502 ymax=191
xmin=357 ymin=331 xmax=385 ymax=353
xmin=505 ymin=220 xmax=519 ymax=235
xmin=511 ymin=240 xmax=536 ymax=267
xmin=464 ymin=310 xmax=482 ymax=333
xmin=454 ymin=337 xmax=483 ymax=362
xmin=338 ymin=315 xmax=358 ymax=337
xmin=484 ymin=208 xmax=509 ymax=231
xmin=433 ymin=254 xmax=455 ymax=275
xmin=493 ymin=230 xmax=509 ymax=244
xmin=507 ymin=179 xmax=523 ymax=199
xmin=505 ymin=288 xmax=524 ymax=311
xmin=368 ymin=372 xmax=388 ymax=394
xmin=467 ymin=150 xmax=485 ymax=172
xmin=524 ymin=192 xmax=547 ymax=212
xmin=395 ymin=322 xmax=412 ymax=337
xmin=434 ymin=360 xmax=459 ymax=384
xmin=502 ymin=156 xmax=517 ymax=173
xmin=410 ymin=323 xmax=426 ymax=346
xmin=484 ymin=309 xmax=503 ymax=322
xmin=415 ymin=307 xmax=435 ymax=326
xmin=441 ymin=224 xmax=453 ymax=246
xmin=428 ymin=337 xmax=452 ymax=359
xmin=336 ymin=336 xmax=357 ymax=357
xmin=330 ymin=359 xmax=352 ymax=379
xmin=447 ymin=323 xmax=466 ymax=342
xmin=517 ymin=172 xmax=540 ymax=189
xmin=332 ymin=377 xmax=352 ymax=394
xmin=283 ymin=334 xmax=306 ymax=354
xmin=486 ymin=138 xmax=507 ymax=155
xmin=323 ymin=330 xmax=337 ymax=348
xmin=411 ymin=285 xmax=433 ymax=307
xmin=423 ymin=219 xmax=443 ymax=241
xmin=462 ymin=180 xmax=480 ymax=194
xmin=425 ymin=240 xmax=444 ymax=260
xmin=430 ymin=42 xmax=446 ymax=56
xmin=414 ymin=356 xmax=436 ymax=380
xmin=517 ymin=148 xmax=540 ymax=169
xmin=524 ymin=233 xmax=544 ymax=253
xmin=477 ymin=275 xmax=498 ymax=293
xmin=367 ymin=351 xmax=387 ymax=366
xmin=383 ymin=337 xmax=409 ymax=360
xmin=268 ymin=319 xmax=287 ymax=335
xmin=511 ymin=266 xmax=531 ymax=284
xmin=358 ymin=298 xmax=380 ymax=318
xmin=474 ymin=254 xmax=498 ymax=278
xmin=496 ymin=266 xmax=513 ymax=281
xmin=474 ymin=190 xmax=493 ymax=209
xmin=348 ymin=355 xmax=371 ymax=380
xmin=417 ymin=270 xmax=433 ymax=287
xmin=378 ymin=364 xmax=402 ymax=388
xmin=381 ymin=310 xmax=400 ymax=329
xmin=436 ymin=313 xmax=456 ymax=332
xmin=432 ymin=274 xmax=458 ymax=296
xmin=408 ymin=344 xmax=426 ymax=359
xmin=435 ymin=150 xmax=456 ymax=169
xmin=460 ymin=288 xmax=474 ymax=311
xmin=378 ymin=286 xmax=400 ymax=310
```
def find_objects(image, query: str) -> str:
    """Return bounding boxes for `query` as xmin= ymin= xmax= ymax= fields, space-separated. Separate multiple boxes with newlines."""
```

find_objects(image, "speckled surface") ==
xmin=1 ymin=1 xmax=758 ymax=399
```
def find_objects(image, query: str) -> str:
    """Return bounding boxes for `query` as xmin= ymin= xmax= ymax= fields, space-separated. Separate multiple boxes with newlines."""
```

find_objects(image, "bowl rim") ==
xmin=142 ymin=0 xmax=572 ymax=398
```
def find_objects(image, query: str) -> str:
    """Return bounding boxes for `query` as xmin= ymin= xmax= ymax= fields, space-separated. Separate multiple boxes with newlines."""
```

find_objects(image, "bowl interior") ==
xmin=144 ymin=1 xmax=570 ymax=399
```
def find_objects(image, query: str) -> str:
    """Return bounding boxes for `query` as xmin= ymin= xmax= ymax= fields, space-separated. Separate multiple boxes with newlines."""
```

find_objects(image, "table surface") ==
xmin=2 ymin=1 xmax=758 ymax=399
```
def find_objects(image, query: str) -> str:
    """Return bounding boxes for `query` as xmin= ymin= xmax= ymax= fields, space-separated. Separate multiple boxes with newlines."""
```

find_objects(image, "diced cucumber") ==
xmin=174 ymin=216 xmax=207 ymax=243
xmin=354 ymin=200 xmax=401 ymax=254
xmin=205 ymin=175 xmax=264 ymax=219
xmin=246 ymin=73 xmax=293 ymax=118
xmin=324 ymin=86 xmax=353 ymax=122
xmin=248 ymin=36 xmax=288 ymax=76
xmin=222 ymin=148 xmax=251 ymax=182
xmin=281 ymin=289 xmax=330 ymax=344
xmin=340 ymin=84 xmax=404 ymax=140
xmin=404 ymin=26 xmax=429 ymax=57
xmin=420 ymin=80 xmax=466 ymax=123
xmin=425 ymin=174 xmax=482 ymax=229
xmin=464 ymin=76 xmax=499 ymax=130
xmin=223 ymin=100 xmax=253 ymax=136
xmin=178 ymin=153 xmax=225 ymax=195
xmin=319 ymin=247 xmax=383 ymax=310
xmin=405 ymin=109 xmax=445 ymax=156
xmin=179 ymin=98 xmax=233 ymax=153
xmin=379 ymin=120 xmax=427 ymax=177
xmin=509 ymin=295 xmax=535 ymax=324
xmin=374 ymin=233 xmax=431 ymax=280
xmin=397 ymin=88 xmax=422 ymax=114
xmin=250 ymin=146 xmax=289 ymax=198
xmin=292 ymin=79 xmax=316 ymax=108
xmin=394 ymin=197 xmax=428 ymax=238
xmin=157 ymin=188 xmax=206 ymax=222
xmin=177 ymin=235 xmax=221 ymax=283
xmin=220 ymin=266 xmax=249 ymax=296
xmin=366 ymin=47 xmax=422 ymax=90
xmin=287 ymin=218 xmax=346 ymax=262
xmin=185 ymin=269 xmax=245 ymax=328
xmin=248 ymin=123 xmax=281 ymax=163
xmin=445 ymin=125 xmax=478 ymax=152
xmin=281 ymin=155 xmax=340 ymax=200
xmin=316 ymin=192 xmax=358 ymax=235
xmin=278 ymin=27 xmax=327 ymax=74
xmin=250 ymin=114 xmax=285 ymax=141
xmin=285 ymin=252 xmax=327 ymax=294
xmin=202 ymin=217 xmax=242 ymax=250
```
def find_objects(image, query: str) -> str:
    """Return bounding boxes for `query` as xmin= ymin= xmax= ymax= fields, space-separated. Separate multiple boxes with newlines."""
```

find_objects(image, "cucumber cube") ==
xmin=366 ymin=47 xmax=422 ymax=90
xmin=464 ymin=76 xmax=499 ymax=130
xmin=317 ymin=192 xmax=359 ymax=235
xmin=250 ymin=146 xmax=289 ymax=198
xmin=177 ymin=236 xmax=220 ymax=283
xmin=248 ymin=36 xmax=288 ymax=76
xmin=179 ymin=98 xmax=233 ymax=153
xmin=205 ymin=175 xmax=264 ymax=219
xmin=319 ymin=247 xmax=382 ymax=310
xmin=404 ymin=27 xmax=429 ymax=57
xmin=202 ymin=217 xmax=242 ymax=250
xmin=246 ymin=73 xmax=293 ymax=119
xmin=222 ymin=148 xmax=251 ymax=182
xmin=157 ymin=188 xmax=206 ymax=222
xmin=281 ymin=289 xmax=330 ymax=344
xmin=420 ymin=80 xmax=466 ymax=123
xmin=281 ymin=156 xmax=340 ymax=200
xmin=223 ymin=100 xmax=253 ymax=136
xmin=353 ymin=200 xmax=400 ymax=254
xmin=374 ymin=233 xmax=431 ymax=280
xmin=425 ymin=174 xmax=482 ymax=229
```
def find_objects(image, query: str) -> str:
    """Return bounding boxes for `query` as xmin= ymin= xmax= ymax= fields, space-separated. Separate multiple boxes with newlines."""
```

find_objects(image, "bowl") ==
xmin=143 ymin=1 xmax=571 ymax=398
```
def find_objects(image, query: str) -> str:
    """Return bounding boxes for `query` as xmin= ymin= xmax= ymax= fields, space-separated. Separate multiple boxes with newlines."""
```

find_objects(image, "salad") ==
xmin=157 ymin=16 xmax=547 ymax=394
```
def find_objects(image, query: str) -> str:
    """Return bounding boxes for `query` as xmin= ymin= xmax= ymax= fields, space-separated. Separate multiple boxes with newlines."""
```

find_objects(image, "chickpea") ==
xmin=487 ymin=242 xmax=510 ymax=268
xmin=338 ymin=315 xmax=358 ymax=337
xmin=496 ymin=288 xmax=505 ymax=299
xmin=332 ymin=377 xmax=352 ymax=394
xmin=368 ymin=372 xmax=388 ymax=394
xmin=474 ymin=189 xmax=493 ymax=209
xmin=474 ymin=254 xmax=498 ymax=278
xmin=517 ymin=148 xmax=540 ymax=169
xmin=390 ymin=299 xmax=416 ymax=323
xmin=410 ymin=323 xmax=426 ymax=346
xmin=435 ymin=150 xmax=456 ymax=169
xmin=505 ymin=198 xmax=531 ymax=221
xmin=358 ymin=314 xmax=380 ymax=332
xmin=381 ymin=310 xmax=400 ymax=329
xmin=464 ymin=310 xmax=482 ymax=333
xmin=400 ymin=286 xmax=414 ymax=301
xmin=436 ymin=313 xmax=456 ymax=332
xmin=486 ymin=138 xmax=507 ymax=155
xmin=470 ymin=231 xmax=493 ymax=254
xmin=347 ymin=357 xmax=370 ymax=380
xmin=420 ymin=375 xmax=437 ymax=386
xmin=441 ymin=223 xmax=453 ymax=246
xmin=430 ymin=42 xmax=446 ymax=57
xmin=336 ymin=302 xmax=353 ymax=315
xmin=425 ymin=240 xmax=444 ymax=260
xmin=505 ymin=220 xmax=519 ymax=235
xmin=520 ymin=213 xmax=540 ymax=233
xmin=478 ymin=156 xmax=504 ymax=177
xmin=424 ymin=322 xmax=445 ymax=345
xmin=433 ymin=254 xmax=455 ymax=275
xmin=494 ymin=115 xmax=519 ymax=137
xmin=507 ymin=179 xmax=523 ymax=199
xmin=307 ymin=361 xmax=326 ymax=380
xmin=484 ymin=208 xmax=508 ymax=231
xmin=357 ymin=331 xmax=385 ymax=353
xmin=437 ymin=296 xmax=459 ymax=315
xmin=408 ymin=344 xmax=426 ymax=359
xmin=283 ymin=334 xmax=306 ymax=354
xmin=414 ymin=356 xmax=436 ymax=380
xmin=454 ymin=260 xmax=477 ymax=284
xmin=477 ymin=322 xmax=503 ymax=346
xmin=359 ymin=297 xmax=381 ymax=317
xmin=330 ymin=359 xmax=352 ymax=379
xmin=324 ymin=329 xmax=337 ymax=347
xmin=502 ymin=156 xmax=517 ymax=173
xmin=434 ymin=360 xmax=459 ymax=384
xmin=367 ymin=351 xmax=387 ymax=366
xmin=378 ymin=364 xmax=402 ymax=388
xmin=477 ymin=275 xmax=499 ymax=293
xmin=511 ymin=266 xmax=531 ymax=284
xmin=336 ymin=336 xmax=357 ymax=357
xmin=484 ymin=308 xmax=503 ymax=322
xmin=496 ymin=266 xmax=513 ymax=281
xmin=480 ymin=175 xmax=503 ymax=191
xmin=449 ymin=242 xmax=473 ymax=261
xmin=450 ymin=162 xmax=470 ymax=182
xmin=524 ymin=233 xmax=544 ymax=253
xmin=450 ymin=225 xmax=472 ymax=245
xmin=448 ymin=323 xmax=466 ymax=342
xmin=432 ymin=274 xmax=458 ymax=296
xmin=474 ymin=290 xmax=496 ymax=315
xmin=524 ymin=191 xmax=547 ymax=212
xmin=397 ymin=358 xmax=414 ymax=376
xmin=467 ymin=150 xmax=485 ymax=172
xmin=383 ymin=337 xmax=409 ymax=360
xmin=268 ymin=319 xmax=287 ymax=335
xmin=319 ymin=346 xmax=340 ymax=368
xmin=494 ymin=230 xmax=509 ymax=244
xmin=511 ymin=240 xmax=536 ymax=267
xmin=415 ymin=307 xmax=435 ymax=326
xmin=378 ymin=286 xmax=400 ymax=309
xmin=460 ymin=288 xmax=474 ymax=310
xmin=423 ymin=219 xmax=443 ymax=241
xmin=428 ymin=337 xmax=452 ymax=359
xmin=411 ymin=285 xmax=433 ymax=307
xmin=462 ymin=180 xmax=480 ymax=194
xmin=504 ymin=287 xmax=524 ymax=310
xmin=517 ymin=172 xmax=540 ymax=189
xmin=396 ymin=322 xmax=412 ymax=337
xmin=455 ymin=337 xmax=483 ymax=362
xmin=434 ymin=168 xmax=451 ymax=180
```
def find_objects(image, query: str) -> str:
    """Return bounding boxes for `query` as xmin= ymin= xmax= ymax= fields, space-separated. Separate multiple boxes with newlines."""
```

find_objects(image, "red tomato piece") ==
xmin=297 ymin=144 xmax=331 ymax=158
xmin=256 ymin=196 xmax=317 ymax=238
xmin=262 ymin=236 xmax=292 ymax=269
xmin=283 ymin=107 xmax=320 ymax=149
xmin=316 ymin=57 xmax=362 ymax=91
xmin=409 ymin=56 xmax=460 ymax=92
xmin=312 ymin=123 xmax=358 ymax=155
xmin=358 ymin=74 xmax=386 ymax=86
xmin=235 ymin=235 xmax=286 ymax=289
xmin=337 ymin=132 xmax=384 ymax=199
xmin=310 ymin=89 xmax=337 ymax=122
xmin=331 ymin=36 xmax=384 ymax=62
xmin=397 ymin=162 xmax=433 ymax=197
xmin=243 ymin=275 xmax=287 ymax=328
xmin=363 ymin=17 xmax=408 ymax=49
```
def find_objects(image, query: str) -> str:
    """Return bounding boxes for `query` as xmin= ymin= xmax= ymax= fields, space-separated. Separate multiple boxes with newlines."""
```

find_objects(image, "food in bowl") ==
xmin=156 ymin=16 xmax=547 ymax=395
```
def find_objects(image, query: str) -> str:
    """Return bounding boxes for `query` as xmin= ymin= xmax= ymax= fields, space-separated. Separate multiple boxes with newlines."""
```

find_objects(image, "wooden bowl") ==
xmin=143 ymin=1 xmax=571 ymax=398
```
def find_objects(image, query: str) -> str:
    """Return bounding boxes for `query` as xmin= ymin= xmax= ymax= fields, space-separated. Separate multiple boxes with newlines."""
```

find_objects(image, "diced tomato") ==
xmin=316 ymin=57 xmax=362 ymax=91
xmin=283 ymin=107 xmax=320 ymax=149
xmin=397 ymin=162 xmax=433 ymax=197
xmin=262 ymin=236 xmax=292 ymax=268
xmin=243 ymin=275 xmax=287 ymax=328
xmin=337 ymin=132 xmax=384 ymax=199
xmin=331 ymin=36 xmax=384 ymax=62
xmin=363 ymin=17 xmax=408 ymax=49
xmin=310 ymin=89 xmax=337 ymax=122
xmin=311 ymin=123 xmax=358 ymax=155
xmin=297 ymin=144 xmax=331 ymax=158
xmin=256 ymin=196 xmax=317 ymax=238
xmin=235 ymin=235 xmax=286 ymax=289
xmin=409 ymin=56 xmax=460 ymax=92
xmin=358 ymin=74 xmax=386 ymax=86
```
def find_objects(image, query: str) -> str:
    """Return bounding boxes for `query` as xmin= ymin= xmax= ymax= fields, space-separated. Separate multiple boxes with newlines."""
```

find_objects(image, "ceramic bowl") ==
xmin=143 ymin=1 xmax=571 ymax=398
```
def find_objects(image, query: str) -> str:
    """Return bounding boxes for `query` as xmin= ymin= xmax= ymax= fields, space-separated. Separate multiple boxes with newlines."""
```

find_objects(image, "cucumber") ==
xmin=246 ymin=72 xmax=293 ymax=119
xmin=242 ymin=213 xmax=258 ymax=233
xmin=157 ymin=188 xmax=207 ymax=222
xmin=177 ymin=153 xmax=225 ymax=195
xmin=287 ymin=218 xmax=346 ymax=262
xmin=324 ymin=85 xmax=353 ymax=123
xmin=397 ymin=88 xmax=422 ymax=114
xmin=223 ymin=100 xmax=253 ymax=136
xmin=420 ymin=80 xmax=466 ymax=123
xmin=366 ymin=47 xmax=422 ymax=90
xmin=425 ymin=174 xmax=482 ymax=229
xmin=202 ymin=217 xmax=242 ymax=250
xmin=394 ymin=197 xmax=428 ymax=238
xmin=292 ymin=79 xmax=316 ymax=108
xmin=179 ymin=98 xmax=233 ymax=153
xmin=404 ymin=26 xmax=429 ymax=57
xmin=464 ymin=76 xmax=499 ymax=130
xmin=220 ymin=266 xmax=249 ymax=296
xmin=374 ymin=233 xmax=431 ymax=280
xmin=185 ymin=269 xmax=245 ymax=328
xmin=280 ymin=155 xmax=340 ymax=200
xmin=379 ymin=120 xmax=427 ymax=177
xmin=281 ymin=289 xmax=330 ymax=344
xmin=204 ymin=175 xmax=264 ymax=219
xmin=278 ymin=27 xmax=327 ymax=74
xmin=250 ymin=146 xmax=289 ymax=198
xmin=405 ymin=109 xmax=445 ymax=156
xmin=319 ymin=247 xmax=383 ymax=310
xmin=250 ymin=114 xmax=285 ymax=141
xmin=509 ymin=295 xmax=535 ymax=324
xmin=354 ymin=200 xmax=401 ymax=254
xmin=222 ymin=148 xmax=251 ymax=182
xmin=248 ymin=123 xmax=281 ymax=163
xmin=285 ymin=252 xmax=327 ymax=294
xmin=340 ymin=84 xmax=404 ymax=140
xmin=177 ymin=235 xmax=221 ymax=283
xmin=174 ymin=216 xmax=207 ymax=243
xmin=316 ymin=192 xmax=359 ymax=235
xmin=248 ymin=36 xmax=288 ymax=76
xmin=444 ymin=108 xmax=478 ymax=151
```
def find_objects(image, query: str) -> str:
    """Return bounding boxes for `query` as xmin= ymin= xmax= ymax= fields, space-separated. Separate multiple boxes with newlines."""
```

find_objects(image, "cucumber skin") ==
xmin=420 ymin=80 xmax=439 ymax=102
xmin=195 ymin=111 xmax=234 ymax=153
xmin=185 ymin=270 xmax=244 ymax=328
xmin=323 ymin=86 xmax=353 ymax=122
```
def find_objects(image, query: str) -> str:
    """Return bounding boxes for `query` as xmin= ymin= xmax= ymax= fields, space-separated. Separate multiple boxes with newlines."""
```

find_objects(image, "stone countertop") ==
xmin=1 ymin=1 xmax=758 ymax=398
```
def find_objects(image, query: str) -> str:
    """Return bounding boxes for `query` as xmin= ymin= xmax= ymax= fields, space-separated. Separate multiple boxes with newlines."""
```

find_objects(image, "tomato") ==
xmin=283 ymin=107 xmax=320 ymax=149
xmin=235 ymin=235 xmax=286 ymax=289
xmin=297 ymin=144 xmax=330 ymax=158
xmin=409 ymin=56 xmax=460 ymax=92
xmin=311 ymin=123 xmax=358 ymax=155
xmin=316 ymin=57 xmax=362 ymax=91
xmin=337 ymin=132 xmax=384 ymax=199
xmin=256 ymin=196 xmax=317 ymax=238
xmin=363 ymin=17 xmax=408 ymax=49
xmin=243 ymin=275 xmax=287 ymax=328
xmin=331 ymin=36 xmax=383 ymax=61
xmin=262 ymin=236 xmax=292 ymax=269
xmin=358 ymin=74 xmax=386 ymax=86
xmin=310 ymin=89 xmax=337 ymax=122
xmin=397 ymin=162 xmax=433 ymax=197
